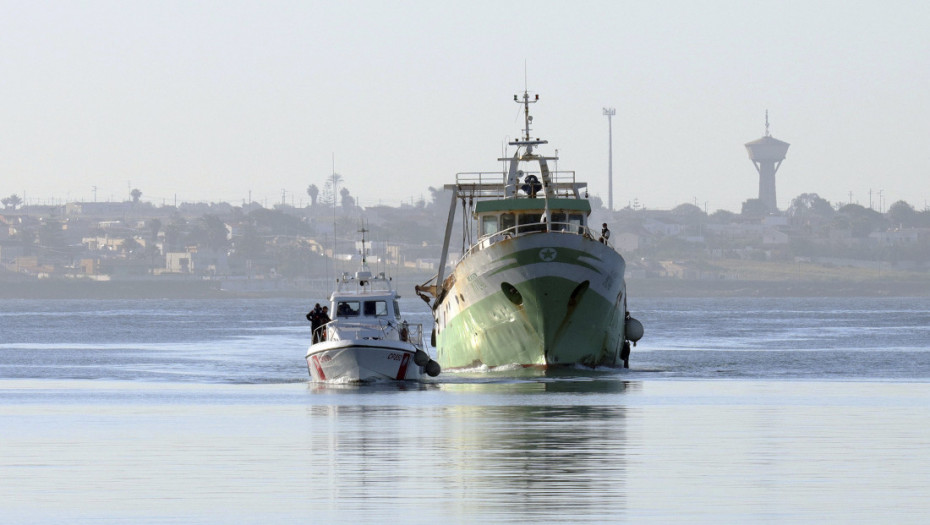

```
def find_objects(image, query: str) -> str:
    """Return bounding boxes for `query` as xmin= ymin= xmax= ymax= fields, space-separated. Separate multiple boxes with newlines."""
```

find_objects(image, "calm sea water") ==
xmin=2 ymin=296 xmax=929 ymax=523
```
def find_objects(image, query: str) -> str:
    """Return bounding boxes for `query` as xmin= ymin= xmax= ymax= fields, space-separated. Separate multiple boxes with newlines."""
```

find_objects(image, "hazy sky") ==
xmin=2 ymin=1 xmax=928 ymax=213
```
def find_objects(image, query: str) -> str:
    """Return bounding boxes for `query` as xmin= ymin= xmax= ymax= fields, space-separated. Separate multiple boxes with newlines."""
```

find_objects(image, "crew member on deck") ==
xmin=307 ymin=303 xmax=323 ymax=343
xmin=318 ymin=306 xmax=331 ymax=341
xmin=599 ymin=223 xmax=611 ymax=244
xmin=521 ymin=174 xmax=541 ymax=198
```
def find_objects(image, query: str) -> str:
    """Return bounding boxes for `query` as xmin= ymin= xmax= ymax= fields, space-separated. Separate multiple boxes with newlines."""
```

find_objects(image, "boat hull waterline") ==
xmin=306 ymin=340 xmax=421 ymax=382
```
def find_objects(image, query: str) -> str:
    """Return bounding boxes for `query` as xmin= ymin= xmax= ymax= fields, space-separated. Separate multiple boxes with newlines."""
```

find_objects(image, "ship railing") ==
xmin=318 ymin=320 xmax=423 ymax=347
xmin=334 ymin=281 xmax=394 ymax=294
xmin=462 ymin=222 xmax=601 ymax=258
xmin=334 ymin=272 xmax=394 ymax=293
xmin=453 ymin=172 xmax=507 ymax=198
xmin=454 ymin=171 xmax=581 ymax=199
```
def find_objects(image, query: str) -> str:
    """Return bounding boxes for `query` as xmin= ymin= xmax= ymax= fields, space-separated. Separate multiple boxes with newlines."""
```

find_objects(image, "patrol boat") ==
xmin=416 ymin=91 xmax=643 ymax=370
xmin=306 ymin=231 xmax=441 ymax=382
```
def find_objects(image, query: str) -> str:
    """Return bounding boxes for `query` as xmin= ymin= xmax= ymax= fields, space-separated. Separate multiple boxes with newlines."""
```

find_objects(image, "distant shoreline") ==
xmin=1 ymin=276 xmax=928 ymax=299
xmin=0 ymin=279 xmax=227 ymax=300
xmin=627 ymin=278 xmax=930 ymax=298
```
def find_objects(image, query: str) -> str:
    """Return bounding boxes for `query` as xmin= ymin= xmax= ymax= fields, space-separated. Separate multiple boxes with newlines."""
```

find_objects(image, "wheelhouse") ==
xmin=330 ymin=270 xmax=403 ymax=322
xmin=474 ymin=198 xmax=591 ymax=238
xmin=332 ymin=295 xmax=401 ymax=321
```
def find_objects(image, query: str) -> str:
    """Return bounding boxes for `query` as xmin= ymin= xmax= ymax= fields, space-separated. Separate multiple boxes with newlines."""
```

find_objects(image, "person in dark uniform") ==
xmin=317 ymin=306 xmax=331 ymax=341
xmin=307 ymin=303 xmax=323 ymax=343
xmin=521 ymin=174 xmax=542 ymax=198
xmin=599 ymin=223 xmax=610 ymax=244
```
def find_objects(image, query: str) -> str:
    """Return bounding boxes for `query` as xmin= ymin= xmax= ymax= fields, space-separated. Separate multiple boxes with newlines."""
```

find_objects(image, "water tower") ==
xmin=744 ymin=111 xmax=790 ymax=212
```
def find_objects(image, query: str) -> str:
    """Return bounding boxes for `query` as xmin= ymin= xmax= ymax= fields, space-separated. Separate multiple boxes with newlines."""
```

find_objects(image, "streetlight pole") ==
xmin=603 ymin=107 xmax=616 ymax=211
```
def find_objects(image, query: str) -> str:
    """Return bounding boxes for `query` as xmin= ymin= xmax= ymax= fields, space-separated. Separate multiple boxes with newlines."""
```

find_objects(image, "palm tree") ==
xmin=146 ymin=218 xmax=162 ymax=242
xmin=340 ymin=187 xmax=355 ymax=209
xmin=2 ymin=194 xmax=23 ymax=210
xmin=321 ymin=174 xmax=344 ymax=206
xmin=306 ymin=184 xmax=319 ymax=207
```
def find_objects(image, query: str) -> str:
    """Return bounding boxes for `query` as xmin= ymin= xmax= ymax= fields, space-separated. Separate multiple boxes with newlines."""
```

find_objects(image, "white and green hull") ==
xmin=434 ymin=232 xmax=628 ymax=369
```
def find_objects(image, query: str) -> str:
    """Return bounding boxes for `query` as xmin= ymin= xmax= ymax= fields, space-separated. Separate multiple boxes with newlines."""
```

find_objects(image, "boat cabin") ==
xmin=332 ymin=295 xmax=401 ymax=321
xmin=474 ymin=198 xmax=591 ymax=237
xmin=330 ymin=270 xmax=402 ymax=322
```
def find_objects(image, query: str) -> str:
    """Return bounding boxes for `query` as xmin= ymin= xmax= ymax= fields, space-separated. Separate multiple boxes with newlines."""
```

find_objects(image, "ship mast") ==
xmin=358 ymin=225 xmax=368 ymax=266
xmin=511 ymin=91 xmax=548 ymax=153
xmin=518 ymin=91 xmax=536 ymax=142
xmin=510 ymin=90 xmax=554 ymax=222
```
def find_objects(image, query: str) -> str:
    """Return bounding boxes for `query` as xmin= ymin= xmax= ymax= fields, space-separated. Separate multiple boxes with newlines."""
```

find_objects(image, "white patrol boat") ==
xmin=306 ymin=232 xmax=440 ymax=382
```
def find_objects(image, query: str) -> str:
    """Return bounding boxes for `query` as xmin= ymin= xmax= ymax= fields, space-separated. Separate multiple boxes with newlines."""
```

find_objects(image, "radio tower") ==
xmin=744 ymin=111 xmax=790 ymax=212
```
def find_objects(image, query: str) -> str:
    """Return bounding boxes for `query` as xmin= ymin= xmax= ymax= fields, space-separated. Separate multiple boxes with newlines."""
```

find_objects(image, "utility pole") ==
xmin=602 ymin=107 xmax=616 ymax=211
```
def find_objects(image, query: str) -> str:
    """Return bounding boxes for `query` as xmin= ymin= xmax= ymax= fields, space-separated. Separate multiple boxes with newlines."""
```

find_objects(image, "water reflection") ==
xmin=304 ymin=381 xmax=633 ymax=522
xmin=305 ymin=368 xmax=640 ymax=395
xmin=436 ymin=403 xmax=629 ymax=521
xmin=436 ymin=377 xmax=638 ymax=395
xmin=306 ymin=380 xmax=436 ymax=393
xmin=6 ymin=380 xmax=930 ymax=523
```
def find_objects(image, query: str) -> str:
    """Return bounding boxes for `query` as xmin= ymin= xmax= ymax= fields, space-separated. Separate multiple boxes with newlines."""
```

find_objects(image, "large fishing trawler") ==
xmin=416 ymin=91 xmax=643 ymax=370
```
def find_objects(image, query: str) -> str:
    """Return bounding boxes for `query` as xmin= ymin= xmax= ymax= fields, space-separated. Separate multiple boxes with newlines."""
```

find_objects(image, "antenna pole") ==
xmin=331 ymin=153 xmax=337 ymax=282
xmin=514 ymin=90 xmax=539 ymax=142
xmin=359 ymin=224 xmax=369 ymax=265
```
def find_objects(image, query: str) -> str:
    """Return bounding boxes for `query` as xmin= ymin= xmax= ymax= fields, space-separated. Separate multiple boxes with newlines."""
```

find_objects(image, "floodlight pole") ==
xmin=603 ymin=107 xmax=616 ymax=211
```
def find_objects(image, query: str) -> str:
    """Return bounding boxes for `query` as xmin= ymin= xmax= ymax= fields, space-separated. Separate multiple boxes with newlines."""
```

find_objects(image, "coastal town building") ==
xmin=1 ymin=193 xmax=928 ymax=290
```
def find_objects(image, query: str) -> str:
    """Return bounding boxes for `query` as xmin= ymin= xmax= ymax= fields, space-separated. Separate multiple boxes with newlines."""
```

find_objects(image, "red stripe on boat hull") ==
xmin=395 ymin=352 xmax=411 ymax=380
xmin=310 ymin=355 xmax=326 ymax=380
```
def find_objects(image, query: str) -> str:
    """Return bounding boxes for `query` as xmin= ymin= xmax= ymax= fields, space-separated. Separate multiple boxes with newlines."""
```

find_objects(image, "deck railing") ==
xmin=315 ymin=320 xmax=423 ymax=347
xmin=454 ymin=170 xmax=581 ymax=199
xmin=462 ymin=222 xmax=609 ymax=259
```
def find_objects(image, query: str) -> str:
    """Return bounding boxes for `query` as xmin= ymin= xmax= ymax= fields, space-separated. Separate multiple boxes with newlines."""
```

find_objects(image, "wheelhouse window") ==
xmin=393 ymin=300 xmax=401 ymax=320
xmin=568 ymin=214 xmax=585 ymax=234
xmin=481 ymin=215 xmax=498 ymax=236
xmin=363 ymin=300 xmax=389 ymax=317
xmin=336 ymin=300 xmax=360 ymax=317
xmin=551 ymin=212 xmax=567 ymax=231
xmin=500 ymin=213 xmax=516 ymax=232
xmin=518 ymin=212 xmax=545 ymax=233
